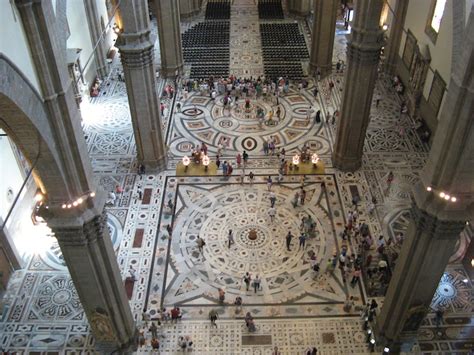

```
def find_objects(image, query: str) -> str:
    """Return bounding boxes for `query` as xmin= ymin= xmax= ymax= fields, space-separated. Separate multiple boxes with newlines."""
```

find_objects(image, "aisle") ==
xmin=229 ymin=0 xmax=264 ymax=77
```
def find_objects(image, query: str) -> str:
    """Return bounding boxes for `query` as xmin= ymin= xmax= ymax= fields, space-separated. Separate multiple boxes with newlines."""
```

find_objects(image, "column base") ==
xmin=332 ymin=152 xmax=362 ymax=172
xmin=288 ymin=10 xmax=310 ymax=17
xmin=160 ymin=64 xmax=183 ymax=78
xmin=308 ymin=62 xmax=333 ymax=79
xmin=141 ymin=156 xmax=168 ymax=171
xmin=95 ymin=336 xmax=137 ymax=354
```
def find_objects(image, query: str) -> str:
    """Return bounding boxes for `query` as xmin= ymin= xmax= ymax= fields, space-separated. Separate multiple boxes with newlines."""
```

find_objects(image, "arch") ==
xmin=0 ymin=54 xmax=70 ymax=202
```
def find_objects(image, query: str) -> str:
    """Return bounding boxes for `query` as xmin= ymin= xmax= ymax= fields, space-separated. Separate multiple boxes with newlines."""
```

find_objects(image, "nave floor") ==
xmin=1 ymin=1 xmax=473 ymax=354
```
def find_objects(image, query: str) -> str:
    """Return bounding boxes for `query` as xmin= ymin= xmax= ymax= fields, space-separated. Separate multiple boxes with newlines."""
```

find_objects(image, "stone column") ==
xmin=384 ymin=0 xmax=409 ymax=74
xmin=179 ymin=0 xmax=200 ymax=18
xmin=332 ymin=0 xmax=384 ymax=171
xmin=84 ymin=0 xmax=108 ymax=78
xmin=288 ymin=0 xmax=311 ymax=17
xmin=375 ymin=10 xmax=474 ymax=351
xmin=117 ymin=0 xmax=167 ymax=169
xmin=152 ymin=0 xmax=184 ymax=78
xmin=308 ymin=0 xmax=338 ymax=77
xmin=15 ymin=0 xmax=136 ymax=351
xmin=44 ymin=196 xmax=137 ymax=352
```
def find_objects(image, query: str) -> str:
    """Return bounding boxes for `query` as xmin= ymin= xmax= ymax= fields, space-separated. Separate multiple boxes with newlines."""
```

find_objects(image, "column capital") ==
xmin=411 ymin=202 xmax=466 ymax=240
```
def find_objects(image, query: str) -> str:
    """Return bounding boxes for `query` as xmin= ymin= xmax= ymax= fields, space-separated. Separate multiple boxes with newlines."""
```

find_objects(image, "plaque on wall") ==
xmin=428 ymin=71 xmax=446 ymax=115
xmin=403 ymin=30 xmax=417 ymax=69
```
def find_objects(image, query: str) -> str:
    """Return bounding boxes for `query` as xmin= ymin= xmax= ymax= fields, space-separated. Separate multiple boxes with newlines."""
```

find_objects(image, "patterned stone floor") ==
xmin=1 ymin=1 xmax=473 ymax=354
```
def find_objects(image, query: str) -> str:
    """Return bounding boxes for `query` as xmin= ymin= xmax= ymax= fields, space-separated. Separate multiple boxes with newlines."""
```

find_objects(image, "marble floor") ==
xmin=0 ymin=1 xmax=473 ymax=354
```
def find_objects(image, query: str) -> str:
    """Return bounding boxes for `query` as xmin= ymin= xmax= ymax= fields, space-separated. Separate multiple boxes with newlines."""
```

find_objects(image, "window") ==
xmin=430 ymin=0 xmax=447 ymax=33
xmin=425 ymin=0 xmax=447 ymax=43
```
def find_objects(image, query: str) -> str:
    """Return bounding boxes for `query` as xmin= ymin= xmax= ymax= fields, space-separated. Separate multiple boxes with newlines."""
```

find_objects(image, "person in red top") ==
xmin=170 ymin=306 xmax=181 ymax=322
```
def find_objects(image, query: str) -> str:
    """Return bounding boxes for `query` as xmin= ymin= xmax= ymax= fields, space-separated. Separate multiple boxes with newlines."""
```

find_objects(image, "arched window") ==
xmin=425 ymin=0 xmax=447 ymax=43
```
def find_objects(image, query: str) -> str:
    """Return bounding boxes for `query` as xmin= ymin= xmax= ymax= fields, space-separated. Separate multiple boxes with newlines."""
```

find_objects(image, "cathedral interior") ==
xmin=0 ymin=0 xmax=473 ymax=354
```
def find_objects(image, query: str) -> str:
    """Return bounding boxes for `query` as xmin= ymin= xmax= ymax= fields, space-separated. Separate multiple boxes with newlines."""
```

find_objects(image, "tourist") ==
xmin=343 ymin=296 xmax=355 ymax=312
xmin=268 ymin=206 xmax=276 ymax=222
xmin=272 ymin=346 xmax=281 ymax=355
xmin=218 ymin=288 xmax=226 ymax=303
xmin=315 ymin=109 xmax=321 ymax=124
xmin=306 ymin=347 xmax=318 ymax=355
xmin=138 ymin=330 xmax=145 ymax=348
xmin=263 ymin=140 xmax=269 ymax=155
xmin=298 ymin=233 xmax=307 ymax=250
xmin=236 ymin=152 xmax=242 ymax=167
xmin=171 ymin=306 xmax=181 ymax=322
xmin=245 ymin=312 xmax=256 ymax=332
xmin=151 ymin=337 xmax=160 ymax=350
xmin=209 ymin=309 xmax=218 ymax=328
xmin=249 ymin=171 xmax=255 ymax=184
xmin=142 ymin=308 xmax=151 ymax=327
xmin=234 ymin=296 xmax=243 ymax=314
xmin=222 ymin=161 xmax=228 ymax=175
xmin=138 ymin=163 xmax=146 ymax=175
xmin=286 ymin=231 xmax=293 ymax=251
xmin=196 ymin=235 xmax=206 ymax=252
xmin=291 ymin=191 xmax=299 ymax=208
xmin=243 ymin=272 xmax=252 ymax=291
xmin=226 ymin=162 xmax=233 ymax=177
xmin=351 ymin=267 xmax=361 ymax=287
xmin=243 ymin=150 xmax=249 ymax=165
xmin=435 ymin=308 xmax=444 ymax=327
xmin=326 ymin=258 xmax=335 ymax=274
xmin=129 ymin=265 xmax=137 ymax=281
xmin=136 ymin=186 xmax=143 ymax=200
xmin=267 ymin=175 xmax=273 ymax=191
xmin=269 ymin=191 xmax=276 ymax=207
xmin=228 ymin=229 xmax=235 ymax=248
xmin=300 ymin=188 xmax=306 ymax=205
xmin=253 ymin=275 xmax=261 ymax=293
xmin=149 ymin=322 xmax=158 ymax=339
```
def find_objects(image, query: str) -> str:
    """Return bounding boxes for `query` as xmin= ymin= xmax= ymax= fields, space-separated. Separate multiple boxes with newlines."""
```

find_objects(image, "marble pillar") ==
xmin=152 ymin=0 xmax=184 ymax=77
xmin=332 ymin=0 xmax=384 ymax=171
xmin=288 ymin=0 xmax=311 ymax=17
xmin=375 ymin=10 xmax=474 ymax=351
xmin=84 ymin=0 xmax=108 ymax=78
xmin=45 ymin=196 xmax=137 ymax=352
xmin=384 ymin=0 xmax=409 ymax=75
xmin=117 ymin=0 xmax=167 ymax=169
xmin=15 ymin=0 xmax=136 ymax=351
xmin=308 ymin=0 xmax=338 ymax=77
xmin=179 ymin=0 xmax=201 ymax=18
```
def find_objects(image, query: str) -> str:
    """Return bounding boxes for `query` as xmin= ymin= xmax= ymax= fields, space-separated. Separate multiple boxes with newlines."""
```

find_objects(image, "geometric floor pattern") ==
xmin=1 ymin=0 xmax=473 ymax=353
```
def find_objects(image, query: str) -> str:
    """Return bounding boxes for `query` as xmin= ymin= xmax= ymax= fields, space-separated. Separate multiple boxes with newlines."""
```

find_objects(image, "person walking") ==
xmin=149 ymin=322 xmax=158 ymax=339
xmin=209 ymin=309 xmax=218 ymax=328
xmin=300 ymin=188 xmax=306 ymax=205
xmin=315 ymin=110 xmax=321 ymax=124
xmin=243 ymin=150 xmax=249 ymax=165
xmin=286 ymin=231 xmax=293 ymax=251
xmin=298 ymin=233 xmax=307 ymax=250
xmin=269 ymin=191 xmax=276 ymax=208
xmin=268 ymin=207 xmax=276 ymax=223
xmin=267 ymin=176 xmax=273 ymax=191
xmin=249 ymin=171 xmax=255 ymax=184
xmin=292 ymin=191 xmax=299 ymax=208
xmin=253 ymin=275 xmax=261 ymax=293
xmin=227 ymin=229 xmax=235 ymax=248
xmin=218 ymin=288 xmax=225 ymax=303
xmin=196 ymin=235 xmax=206 ymax=252
xmin=137 ymin=186 xmax=143 ymax=200
xmin=243 ymin=272 xmax=252 ymax=291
